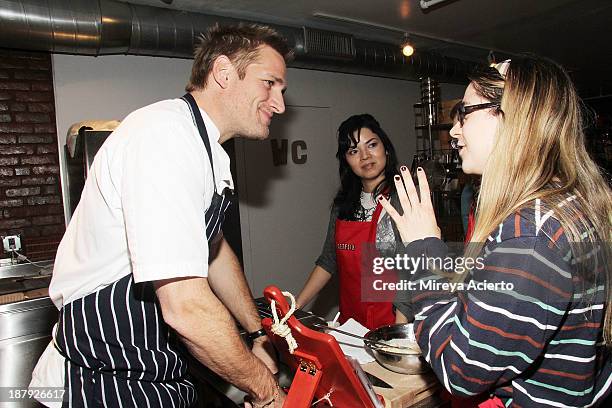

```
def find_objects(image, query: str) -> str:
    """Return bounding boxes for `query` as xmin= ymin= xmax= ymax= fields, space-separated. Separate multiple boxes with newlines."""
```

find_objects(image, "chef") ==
xmin=31 ymin=23 xmax=291 ymax=408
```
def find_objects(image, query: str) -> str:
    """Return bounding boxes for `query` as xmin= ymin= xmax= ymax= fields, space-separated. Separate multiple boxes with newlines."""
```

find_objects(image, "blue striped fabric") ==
xmin=56 ymin=274 xmax=196 ymax=407
xmin=395 ymin=200 xmax=611 ymax=407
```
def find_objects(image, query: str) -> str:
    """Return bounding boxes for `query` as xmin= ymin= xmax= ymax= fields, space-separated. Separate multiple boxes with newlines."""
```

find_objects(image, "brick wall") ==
xmin=0 ymin=49 xmax=65 ymax=261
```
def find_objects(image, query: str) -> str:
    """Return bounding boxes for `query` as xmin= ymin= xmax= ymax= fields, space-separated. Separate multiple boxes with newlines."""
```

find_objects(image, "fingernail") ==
xmin=377 ymin=195 xmax=384 ymax=201
xmin=417 ymin=167 xmax=423 ymax=172
xmin=394 ymin=175 xmax=401 ymax=180
xmin=400 ymin=165 xmax=407 ymax=171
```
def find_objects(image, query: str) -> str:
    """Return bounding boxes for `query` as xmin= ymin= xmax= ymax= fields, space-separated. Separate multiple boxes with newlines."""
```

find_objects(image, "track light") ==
xmin=401 ymin=34 xmax=414 ymax=57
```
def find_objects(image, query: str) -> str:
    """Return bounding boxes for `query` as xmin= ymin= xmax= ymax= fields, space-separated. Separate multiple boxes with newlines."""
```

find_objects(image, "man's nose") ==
xmin=270 ymin=90 xmax=285 ymax=114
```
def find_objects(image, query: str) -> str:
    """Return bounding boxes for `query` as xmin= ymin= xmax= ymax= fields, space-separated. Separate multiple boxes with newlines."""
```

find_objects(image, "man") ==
xmin=31 ymin=23 xmax=291 ymax=407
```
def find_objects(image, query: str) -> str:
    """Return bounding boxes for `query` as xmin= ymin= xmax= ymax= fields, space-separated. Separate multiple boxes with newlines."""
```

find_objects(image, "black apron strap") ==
xmin=181 ymin=93 xmax=232 ymax=246
xmin=181 ymin=92 xmax=218 ymax=189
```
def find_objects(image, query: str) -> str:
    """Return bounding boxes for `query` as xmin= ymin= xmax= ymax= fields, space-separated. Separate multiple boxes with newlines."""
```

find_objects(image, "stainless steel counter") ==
xmin=0 ymin=261 xmax=53 ymax=281
xmin=0 ymin=261 xmax=56 ymax=408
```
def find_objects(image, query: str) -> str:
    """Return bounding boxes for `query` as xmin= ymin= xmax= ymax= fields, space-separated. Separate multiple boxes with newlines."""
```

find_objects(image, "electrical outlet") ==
xmin=2 ymin=235 xmax=21 ymax=253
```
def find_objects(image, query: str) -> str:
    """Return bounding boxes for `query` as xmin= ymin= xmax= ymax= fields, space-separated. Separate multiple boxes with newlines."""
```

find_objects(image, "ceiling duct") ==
xmin=0 ymin=0 xmax=480 ymax=82
xmin=301 ymin=27 xmax=355 ymax=61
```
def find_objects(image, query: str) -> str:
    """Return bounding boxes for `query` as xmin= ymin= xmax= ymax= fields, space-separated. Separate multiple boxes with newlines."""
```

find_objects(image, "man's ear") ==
xmin=211 ymin=55 xmax=234 ymax=89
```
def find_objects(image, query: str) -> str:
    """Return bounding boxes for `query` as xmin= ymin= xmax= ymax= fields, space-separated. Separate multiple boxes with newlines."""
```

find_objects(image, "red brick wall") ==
xmin=0 ymin=49 xmax=65 ymax=262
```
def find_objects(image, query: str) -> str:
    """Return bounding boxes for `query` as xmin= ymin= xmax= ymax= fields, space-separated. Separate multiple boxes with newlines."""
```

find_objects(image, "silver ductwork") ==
xmin=0 ymin=0 xmax=479 ymax=82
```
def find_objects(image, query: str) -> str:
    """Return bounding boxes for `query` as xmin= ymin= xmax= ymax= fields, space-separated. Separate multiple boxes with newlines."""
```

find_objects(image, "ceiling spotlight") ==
xmin=401 ymin=34 xmax=414 ymax=57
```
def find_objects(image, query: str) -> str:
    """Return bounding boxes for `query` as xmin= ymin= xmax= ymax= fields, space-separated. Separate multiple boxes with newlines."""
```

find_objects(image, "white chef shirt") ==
xmin=49 ymin=98 xmax=233 ymax=308
xmin=32 ymin=99 xmax=234 ymax=402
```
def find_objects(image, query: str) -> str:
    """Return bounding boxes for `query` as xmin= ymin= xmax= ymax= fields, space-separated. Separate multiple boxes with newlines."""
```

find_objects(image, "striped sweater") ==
xmin=394 ymin=199 xmax=611 ymax=407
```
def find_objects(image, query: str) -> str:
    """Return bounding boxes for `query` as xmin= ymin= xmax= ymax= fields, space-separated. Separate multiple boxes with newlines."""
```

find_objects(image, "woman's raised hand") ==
xmin=378 ymin=166 xmax=441 ymax=244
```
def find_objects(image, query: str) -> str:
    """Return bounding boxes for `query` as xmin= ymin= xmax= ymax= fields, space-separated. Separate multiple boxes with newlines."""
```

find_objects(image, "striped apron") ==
xmin=55 ymin=93 xmax=231 ymax=407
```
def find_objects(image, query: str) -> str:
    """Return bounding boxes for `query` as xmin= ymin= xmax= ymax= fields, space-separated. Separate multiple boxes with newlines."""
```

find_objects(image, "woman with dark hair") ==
xmin=296 ymin=113 xmax=405 ymax=329
xmin=382 ymin=56 xmax=611 ymax=406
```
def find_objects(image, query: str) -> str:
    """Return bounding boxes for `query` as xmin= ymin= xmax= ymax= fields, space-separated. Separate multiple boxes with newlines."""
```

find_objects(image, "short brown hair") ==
xmin=186 ymin=23 xmax=293 ymax=92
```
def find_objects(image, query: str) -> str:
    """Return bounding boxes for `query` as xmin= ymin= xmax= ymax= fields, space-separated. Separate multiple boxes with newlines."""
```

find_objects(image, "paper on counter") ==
xmin=329 ymin=318 xmax=375 ymax=364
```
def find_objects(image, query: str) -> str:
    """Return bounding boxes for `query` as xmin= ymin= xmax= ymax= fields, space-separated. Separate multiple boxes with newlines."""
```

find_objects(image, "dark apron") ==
xmin=335 ymin=202 xmax=395 ymax=330
xmin=55 ymin=93 xmax=231 ymax=407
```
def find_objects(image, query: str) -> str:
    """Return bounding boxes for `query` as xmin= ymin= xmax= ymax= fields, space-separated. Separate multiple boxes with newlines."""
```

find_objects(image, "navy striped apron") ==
xmin=55 ymin=93 xmax=231 ymax=407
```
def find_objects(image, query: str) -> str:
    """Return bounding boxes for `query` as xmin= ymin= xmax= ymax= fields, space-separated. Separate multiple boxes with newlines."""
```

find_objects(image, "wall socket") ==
xmin=2 ymin=235 xmax=22 ymax=253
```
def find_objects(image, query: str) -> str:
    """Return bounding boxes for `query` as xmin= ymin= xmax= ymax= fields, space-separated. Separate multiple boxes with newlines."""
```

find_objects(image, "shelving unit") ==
xmin=412 ymin=83 xmax=465 ymax=243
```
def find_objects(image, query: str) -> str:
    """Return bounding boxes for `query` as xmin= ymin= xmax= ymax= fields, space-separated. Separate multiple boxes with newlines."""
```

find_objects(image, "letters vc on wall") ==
xmin=271 ymin=139 xmax=307 ymax=166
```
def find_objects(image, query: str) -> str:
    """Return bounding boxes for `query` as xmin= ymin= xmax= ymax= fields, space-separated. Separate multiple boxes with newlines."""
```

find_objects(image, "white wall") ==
xmin=52 ymin=54 xmax=465 ymax=317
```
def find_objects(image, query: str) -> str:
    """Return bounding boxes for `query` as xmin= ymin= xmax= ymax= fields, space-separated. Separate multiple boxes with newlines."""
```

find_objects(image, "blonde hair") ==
xmin=464 ymin=55 xmax=612 ymax=345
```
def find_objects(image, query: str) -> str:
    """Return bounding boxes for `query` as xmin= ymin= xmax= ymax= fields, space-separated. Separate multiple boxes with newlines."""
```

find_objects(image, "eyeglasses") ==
xmin=456 ymin=102 xmax=500 ymax=126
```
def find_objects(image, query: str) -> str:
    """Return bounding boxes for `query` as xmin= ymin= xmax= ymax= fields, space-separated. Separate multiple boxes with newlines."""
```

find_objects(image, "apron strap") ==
xmin=368 ymin=191 xmax=389 ymax=242
xmin=181 ymin=92 xmax=217 ymax=189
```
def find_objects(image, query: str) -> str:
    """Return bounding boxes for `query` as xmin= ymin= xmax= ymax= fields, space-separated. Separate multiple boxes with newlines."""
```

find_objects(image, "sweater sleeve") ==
xmin=394 ymin=237 xmax=453 ymax=321
xmin=398 ymin=236 xmax=573 ymax=397
xmin=315 ymin=205 xmax=339 ymax=275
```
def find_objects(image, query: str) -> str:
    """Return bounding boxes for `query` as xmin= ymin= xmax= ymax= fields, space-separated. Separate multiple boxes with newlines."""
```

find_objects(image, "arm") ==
xmin=408 ymin=236 xmax=572 ymax=397
xmin=155 ymin=277 xmax=282 ymax=405
xmin=379 ymin=167 xmax=572 ymax=397
xmin=206 ymin=237 xmax=279 ymax=374
xmin=207 ymin=237 xmax=261 ymax=332
xmin=296 ymin=205 xmax=338 ymax=308
xmin=296 ymin=266 xmax=332 ymax=309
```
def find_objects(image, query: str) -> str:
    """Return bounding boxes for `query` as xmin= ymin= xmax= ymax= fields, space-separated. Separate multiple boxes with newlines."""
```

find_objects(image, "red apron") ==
xmin=335 ymin=202 xmax=395 ymax=330
xmin=477 ymin=397 xmax=505 ymax=407
xmin=464 ymin=200 xmax=476 ymax=244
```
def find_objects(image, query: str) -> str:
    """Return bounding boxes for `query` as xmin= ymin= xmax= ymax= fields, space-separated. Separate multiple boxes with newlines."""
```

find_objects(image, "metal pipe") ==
xmin=0 ymin=0 xmax=479 ymax=82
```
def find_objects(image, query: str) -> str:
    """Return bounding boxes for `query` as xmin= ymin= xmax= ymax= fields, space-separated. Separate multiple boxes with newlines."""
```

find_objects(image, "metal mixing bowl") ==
xmin=364 ymin=323 xmax=430 ymax=374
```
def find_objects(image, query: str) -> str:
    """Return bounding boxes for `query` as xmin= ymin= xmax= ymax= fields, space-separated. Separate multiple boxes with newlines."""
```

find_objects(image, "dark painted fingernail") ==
xmin=400 ymin=165 xmax=407 ymax=171
xmin=394 ymin=175 xmax=401 ymax=180
xmin=417 ymin=167 xmax=423 ymax=172
xmin=377 ymin=195 xmax=384 ymax=201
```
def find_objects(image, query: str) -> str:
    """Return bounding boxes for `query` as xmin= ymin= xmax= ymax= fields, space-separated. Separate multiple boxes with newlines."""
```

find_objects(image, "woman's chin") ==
xmin=461 ymin=164 xmax=483 ymax=176
xmin=359 ymin=167 xmax=384 ymax=180
xmin=460 ymin=160 xmax=479 ymax=175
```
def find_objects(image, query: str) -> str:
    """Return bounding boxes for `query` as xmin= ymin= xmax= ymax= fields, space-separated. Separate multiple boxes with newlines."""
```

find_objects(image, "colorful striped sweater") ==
xmin=394 ymin=199 xmax=611 ymax=407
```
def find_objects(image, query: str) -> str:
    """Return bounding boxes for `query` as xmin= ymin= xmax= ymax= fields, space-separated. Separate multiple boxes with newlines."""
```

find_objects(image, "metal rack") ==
xmin=412 ymin=78 xmax=464 ymax=242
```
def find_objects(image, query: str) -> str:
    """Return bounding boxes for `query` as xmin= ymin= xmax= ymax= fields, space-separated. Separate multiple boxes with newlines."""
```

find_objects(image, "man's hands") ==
xmin=244 ymin=386 xmax=286 ymax=408
xmin=378 ymin=166 xmax=441 ymax=244
xmin=247 ymin=336 xmax=283 ymax=407
xmin=251 ymin=336 xmax=278 ymax=375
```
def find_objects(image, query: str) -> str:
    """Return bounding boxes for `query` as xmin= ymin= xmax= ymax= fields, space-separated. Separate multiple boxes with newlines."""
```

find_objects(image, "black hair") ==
xmin=333 ymin=114 xmax=399 ymax=220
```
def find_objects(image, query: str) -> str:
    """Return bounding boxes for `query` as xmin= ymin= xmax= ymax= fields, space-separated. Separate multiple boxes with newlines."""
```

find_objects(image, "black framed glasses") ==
xmin=456 ymin=102 xmax=500 ymax=126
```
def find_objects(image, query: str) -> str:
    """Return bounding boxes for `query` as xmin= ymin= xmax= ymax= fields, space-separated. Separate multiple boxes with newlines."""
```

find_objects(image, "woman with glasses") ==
xmin=382 ymin=56 xmax=611 ymax=407
xmin=296 ymin=114 xmax=405 ymax=330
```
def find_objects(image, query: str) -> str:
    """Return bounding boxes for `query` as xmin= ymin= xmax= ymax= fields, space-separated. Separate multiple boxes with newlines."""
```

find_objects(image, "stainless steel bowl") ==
xmin=364 ymin=323 xmax=430 ymax=374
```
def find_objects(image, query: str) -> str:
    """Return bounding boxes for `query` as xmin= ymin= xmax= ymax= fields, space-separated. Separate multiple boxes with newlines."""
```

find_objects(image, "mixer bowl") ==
xmin=364 ymin=324 xmax=430 ymax=374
